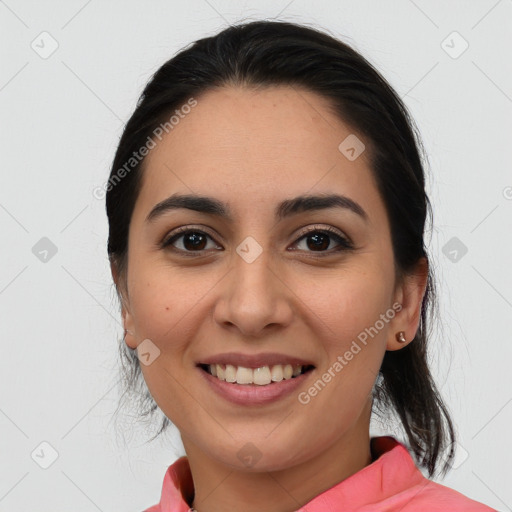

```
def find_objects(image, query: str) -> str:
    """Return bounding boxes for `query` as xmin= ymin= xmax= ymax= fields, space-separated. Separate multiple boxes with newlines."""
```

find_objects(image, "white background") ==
xmin=0 ymin=1 xmax=511 ymax=510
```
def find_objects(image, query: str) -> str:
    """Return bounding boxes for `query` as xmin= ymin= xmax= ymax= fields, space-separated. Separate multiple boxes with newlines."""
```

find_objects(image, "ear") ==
xmin=386 ymin=257 xmax=429 ymax=351
xmin=110 ymin=260 xmax=137 ymax=350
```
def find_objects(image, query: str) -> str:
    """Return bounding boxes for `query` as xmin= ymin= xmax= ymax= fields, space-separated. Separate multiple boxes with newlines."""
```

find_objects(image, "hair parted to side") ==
xmin=106 ymin=20 xmax=455 ymax=477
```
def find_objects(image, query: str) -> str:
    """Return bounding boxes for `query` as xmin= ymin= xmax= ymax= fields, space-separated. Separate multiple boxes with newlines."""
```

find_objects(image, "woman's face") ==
xmin=118 ymin=85 xmax=423 ymax=471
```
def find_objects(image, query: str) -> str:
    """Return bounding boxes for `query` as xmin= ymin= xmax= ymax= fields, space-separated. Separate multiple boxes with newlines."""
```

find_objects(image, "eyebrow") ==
xmin=145 ymin=193 xmax=369 ymax=224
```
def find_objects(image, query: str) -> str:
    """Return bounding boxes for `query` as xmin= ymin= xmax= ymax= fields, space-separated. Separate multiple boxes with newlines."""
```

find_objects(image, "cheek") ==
xmin=128 ymin=263 xmax=210 ymax=345
xmin=130 ymin=268 xmax=203 ymax=425
xmin=291 ymin=267 xmax=392 ymax=404
xmin=295 ymin=272 xmax=390 ymax=423
xmin=295 ymin=265 xmax=393 ymax=349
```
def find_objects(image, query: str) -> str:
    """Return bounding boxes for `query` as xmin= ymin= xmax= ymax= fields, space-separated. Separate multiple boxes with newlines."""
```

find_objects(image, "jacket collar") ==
xmin=152 ymin=436 xmax=423 ymax=511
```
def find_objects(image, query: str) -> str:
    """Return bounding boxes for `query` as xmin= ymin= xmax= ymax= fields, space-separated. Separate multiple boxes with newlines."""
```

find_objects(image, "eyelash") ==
xmin=160 ymin=225 xmax=354 ymax=257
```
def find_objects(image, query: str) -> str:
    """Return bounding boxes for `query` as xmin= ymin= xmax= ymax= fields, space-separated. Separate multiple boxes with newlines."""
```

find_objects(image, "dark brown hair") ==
xmin=106 ymin=20 xmax=455 ymax=477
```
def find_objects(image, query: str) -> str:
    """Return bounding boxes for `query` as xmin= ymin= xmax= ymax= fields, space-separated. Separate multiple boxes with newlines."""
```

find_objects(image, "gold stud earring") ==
xmin=396 ymin=331 xmax=407 ymax=344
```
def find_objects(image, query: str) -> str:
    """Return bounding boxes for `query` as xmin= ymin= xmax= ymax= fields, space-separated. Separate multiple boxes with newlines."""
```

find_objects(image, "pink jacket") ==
xmin=144 ymin=436 xmax=496 ymax=511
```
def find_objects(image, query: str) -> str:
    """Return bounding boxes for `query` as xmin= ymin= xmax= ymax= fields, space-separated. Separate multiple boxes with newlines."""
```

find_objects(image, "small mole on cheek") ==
xmin=165 ymin=307 xmax=169 ymax=311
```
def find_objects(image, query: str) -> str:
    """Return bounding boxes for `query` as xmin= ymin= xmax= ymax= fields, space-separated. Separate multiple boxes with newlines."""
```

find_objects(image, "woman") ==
xmin=106 ymin=20 xmax=495 ymax=511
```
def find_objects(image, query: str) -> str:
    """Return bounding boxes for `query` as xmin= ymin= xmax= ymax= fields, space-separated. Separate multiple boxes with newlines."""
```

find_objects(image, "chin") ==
xmin=205 ymin=437 xmax=312 ymax=473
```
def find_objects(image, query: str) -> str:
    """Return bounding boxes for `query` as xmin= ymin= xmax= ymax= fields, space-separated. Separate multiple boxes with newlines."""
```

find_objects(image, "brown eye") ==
xmin=161 ymin=225 xmax=353 ymax=257
xmin=162 ymin=228 xmax=222 ymax=254
xmin=180 ymin=231 xmax=208 ymax=251
xmin=303 ymin=232 xmax=330 ymax=251
xmin=292 ymin=227 xmax=354 ymax=254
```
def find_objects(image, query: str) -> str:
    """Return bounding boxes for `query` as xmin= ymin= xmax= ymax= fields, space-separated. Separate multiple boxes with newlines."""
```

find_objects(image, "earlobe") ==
xmin=110 ymin=260 xmax=137 ymax=350
xmin=386 ymin=257 xmax=429 ymax=351
xmin=123 ymin=326 xmax=137 ymax=350
xmin=120 ymin=301 xmax=137 ymax=349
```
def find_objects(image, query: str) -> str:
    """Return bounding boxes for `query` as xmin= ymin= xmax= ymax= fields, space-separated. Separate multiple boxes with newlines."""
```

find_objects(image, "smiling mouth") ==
xmin=198 ymin=363 xmax=315 ymax=385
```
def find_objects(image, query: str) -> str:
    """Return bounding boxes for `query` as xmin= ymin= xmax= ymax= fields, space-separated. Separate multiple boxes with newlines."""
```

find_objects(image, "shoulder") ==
xmin=368 ymin=437 xmax=496 ymax=511
xmin=392 ymin=477 xmax=497 ymax=511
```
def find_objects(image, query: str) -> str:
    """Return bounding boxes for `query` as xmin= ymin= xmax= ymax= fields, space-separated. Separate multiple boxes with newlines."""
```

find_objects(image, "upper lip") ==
xmin=197 ymin=352 xmax=315 ymax=369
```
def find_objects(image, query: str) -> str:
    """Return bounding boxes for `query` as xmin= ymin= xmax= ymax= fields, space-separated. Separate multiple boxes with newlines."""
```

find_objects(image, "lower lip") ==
xmin=197 ymin=366 xmax=314 ymax=406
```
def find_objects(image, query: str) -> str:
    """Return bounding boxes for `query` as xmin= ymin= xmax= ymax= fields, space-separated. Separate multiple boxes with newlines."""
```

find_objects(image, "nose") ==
xmin=213 ymin=247 xmax=294 ymax=338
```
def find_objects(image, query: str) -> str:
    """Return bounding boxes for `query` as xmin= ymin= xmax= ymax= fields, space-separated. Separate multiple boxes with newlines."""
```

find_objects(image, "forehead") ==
xmin=135 ymin=85 xmax=384 ymax=224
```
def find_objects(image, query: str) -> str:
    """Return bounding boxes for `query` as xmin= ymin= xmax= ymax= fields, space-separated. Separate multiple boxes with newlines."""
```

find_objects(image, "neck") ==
xmin=183 ymin=403 xmax=373 ymax=512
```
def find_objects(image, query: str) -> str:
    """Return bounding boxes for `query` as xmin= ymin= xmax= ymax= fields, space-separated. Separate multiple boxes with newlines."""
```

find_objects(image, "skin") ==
xmin=113 ymin=85 xmax=428 ymax=512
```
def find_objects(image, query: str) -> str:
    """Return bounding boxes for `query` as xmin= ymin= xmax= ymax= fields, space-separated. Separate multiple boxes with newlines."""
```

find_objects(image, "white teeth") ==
xmin=207 ymin=363 xmax=306 ymax=385
xmin=236 ymin=366 xmax=253 ymax=384
xmin=225 ymin=364 xmax=237 ymax=382
xmin=253 ymin=366 xmax=271 ymax=385
xmin=270 ymin=364 xmax=283 ymax=381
